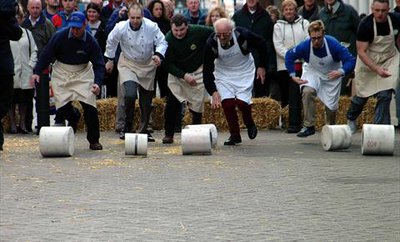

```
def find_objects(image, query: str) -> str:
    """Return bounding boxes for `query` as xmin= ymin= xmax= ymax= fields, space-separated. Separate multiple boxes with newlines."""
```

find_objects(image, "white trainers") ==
xmin=347 ymin=120 xmax=357 ymax=134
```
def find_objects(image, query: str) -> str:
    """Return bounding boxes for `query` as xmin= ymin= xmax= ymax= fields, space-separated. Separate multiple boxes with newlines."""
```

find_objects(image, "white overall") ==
xmin=214 ymin=31 xmax=255 ymax=104
xmin=51 ymin=61 xmax=97 ymax=108
xmin=354 ymin=17 xmax=399 ymax=97
xmin=301 ymin=38 xmax=342 ymax=110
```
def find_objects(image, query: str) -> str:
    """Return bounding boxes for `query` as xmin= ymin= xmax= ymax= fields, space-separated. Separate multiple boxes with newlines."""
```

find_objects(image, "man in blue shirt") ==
xmin=286 ymin=20 xmax=356 ymax=137
xmin=31 ymin=11 xmax=105 ymax=150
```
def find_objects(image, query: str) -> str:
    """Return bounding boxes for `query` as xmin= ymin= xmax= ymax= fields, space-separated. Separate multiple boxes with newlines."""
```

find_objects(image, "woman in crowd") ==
xmin=205 ymin=7 xmax=227 ymax=26
xmin=148 ymin=0 xmax=171 ymax=98
xmin=8 ymin=4 xmax=37 ymax=134
xmin=273 ymin=0 xmax=309 ymax=133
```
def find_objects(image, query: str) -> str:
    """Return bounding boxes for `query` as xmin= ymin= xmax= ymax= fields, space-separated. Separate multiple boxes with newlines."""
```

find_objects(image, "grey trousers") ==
xmin=302 ymin=86 xmax=336 ymax=127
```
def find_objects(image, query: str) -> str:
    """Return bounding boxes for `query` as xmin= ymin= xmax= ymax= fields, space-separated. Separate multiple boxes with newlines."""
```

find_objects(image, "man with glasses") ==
xmin=161 ymin=14 xmax=213 ymax=144
xmin=203 ymin=18 xmax=266 ymax=145
xmin=285 ymin=20 xmax=355 ymax=137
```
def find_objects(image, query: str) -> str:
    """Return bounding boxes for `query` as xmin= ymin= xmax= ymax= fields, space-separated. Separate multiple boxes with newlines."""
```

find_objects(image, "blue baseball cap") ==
xmin=68 ymin=11 xmax=86 ymax=28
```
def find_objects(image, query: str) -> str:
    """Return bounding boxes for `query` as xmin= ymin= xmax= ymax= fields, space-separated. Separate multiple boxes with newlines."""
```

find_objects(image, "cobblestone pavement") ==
xmin=1 ymin=129 xmax=399 ymax=241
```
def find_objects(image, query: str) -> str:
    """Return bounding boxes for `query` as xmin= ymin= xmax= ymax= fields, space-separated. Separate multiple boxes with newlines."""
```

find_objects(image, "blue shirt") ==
xmin=34 ymin=27 xmax=105 ymax=85
xmin=285 ymin=35 xmax=356 ymax=77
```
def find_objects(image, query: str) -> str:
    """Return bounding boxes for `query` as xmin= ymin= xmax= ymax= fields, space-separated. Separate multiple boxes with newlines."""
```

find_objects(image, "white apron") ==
xmin=301 ymin=38 xmax=342 ymax=110
xmin=51 ymin=61 xmax=96 ymax=108
xmin=167 ymin=66 xmax=205 ymax=113
xmin=354 ymin=17 xmax=399 ymax=97
xmin=214 ymin=31 xmax=255 ymax=104
xmin=118 ymin=53 xmax=157 ymax=91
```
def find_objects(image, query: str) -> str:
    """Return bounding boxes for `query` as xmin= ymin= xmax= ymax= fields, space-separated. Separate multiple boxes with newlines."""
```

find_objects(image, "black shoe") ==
xmin=119 ymin=131 xmax=125 ymax=140
xmin=162 ymin=136 xmax=173 ymax=144
xmin=224 ymin=136 xmax=242 ymax=146
xmin=287 ymin=126 xmax=301 ymax=133
xmin=247 ymin=124 xmax=257 ymax=139
xmin=17 ymin=127 xmax=29 ymax=134
xmin=89 ymin=142 xmax=103 ymax=150
xmin=147 ymin=133 xmax=155 ymax=142
xmin=297 ymin=126 xmax=315 ymax=138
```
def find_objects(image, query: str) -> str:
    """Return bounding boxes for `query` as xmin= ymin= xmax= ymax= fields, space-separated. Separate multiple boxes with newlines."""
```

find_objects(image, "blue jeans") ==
xmin=347 ymin=89 xmax=393 ymax=124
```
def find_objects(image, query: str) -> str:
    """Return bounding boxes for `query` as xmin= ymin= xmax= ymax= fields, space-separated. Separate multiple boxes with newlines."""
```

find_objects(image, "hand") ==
xmin=105 ymin=60 xmax=114 ymax=74
xmin=152 ymin=55 xmax=161 ymax=66
xmin=30 ymin=74 xmax=40 ymax=86
xmin=211 ymin=91 xmax=221 ymax=109
xmin=376 ymin=67 xmax=391 ymax=78
xmin=327 ymin=70 xmax=343 ymax=80
xmin=119 ymin=6 xmax=128 ymax=18
xmin=183 ymin=73 xmax=197 ymax=86
xmin=291 ymin=76 xmax=308 ymax=85
xmin=91 ymin=84 xmax=100 ymax=96
xmin=256 ymin=67 xmax=266 ymax=84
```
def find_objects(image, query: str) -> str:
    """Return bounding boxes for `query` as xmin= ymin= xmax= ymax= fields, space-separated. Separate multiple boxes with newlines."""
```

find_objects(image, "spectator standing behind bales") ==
xmin=182 ymin=0 xmax=207 ymax=25
xmin=232 ymin=0 xmax=275 ymax=98
xmin=0 ymin=0 xmax=23 ymax=151
xmin=9 ymin=4 xmax=38 ymax=134
xmin=203 ymin=18 xmax=267 ymax=145
xmin=31 ymin=11 xmax=105 ymax=150
xmin=286 ymin=20 xmax=356 ymax=138
xmin=298 ymin=0 xmax=320 ymax=22
xmin=346 ymin=0 xmax=400 ymax=133
xmin=205 ymin=7 xmax=227 ymax=26
xmin=319 ymin=0 xmax=360 ymax=96
xmin=273 ymin=0 xmax=309 ymax=134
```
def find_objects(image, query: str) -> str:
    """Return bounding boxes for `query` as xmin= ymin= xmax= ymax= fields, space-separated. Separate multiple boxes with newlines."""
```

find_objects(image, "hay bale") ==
xmin=281 ymin=96 xmax=377 ymax=130
xmin=183 ymin=97 xmax=280 ymax=131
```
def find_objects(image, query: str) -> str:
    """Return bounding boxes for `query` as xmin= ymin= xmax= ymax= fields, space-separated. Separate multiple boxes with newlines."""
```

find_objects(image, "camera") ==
xmin=0 ymin=0 xmax=19 ymax=19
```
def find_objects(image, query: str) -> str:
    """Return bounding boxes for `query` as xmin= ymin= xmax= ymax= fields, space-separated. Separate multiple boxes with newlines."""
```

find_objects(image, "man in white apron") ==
xmin=31 ymin=11 xmax=105 ymax=150
xmin=285 ymin=20 xmax=356 ymax=137
xmin=104 ymin=3 xmax=168 ymax=141
xmin=346 ymin=0 xmax=400 ymax=134
xmin=203 ymin=18 xmax=267 ymax=145
xmin=161 ymin=14 xmax=213 ymax=144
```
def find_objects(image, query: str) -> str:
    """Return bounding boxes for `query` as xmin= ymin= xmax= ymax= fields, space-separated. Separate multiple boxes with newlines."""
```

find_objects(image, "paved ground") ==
xmin=0 ymin=128 xmax=399 ymax=241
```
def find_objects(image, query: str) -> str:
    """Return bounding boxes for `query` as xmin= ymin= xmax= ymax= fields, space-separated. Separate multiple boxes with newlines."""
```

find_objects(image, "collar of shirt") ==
xmin=68 ymin=28 xmax=87 ymax=41
xmin=129 ymin=22 xmax=142 ymax=31
xmin=29 ymin=15 xmax=40 ymax=27
xmin=328 ymin=1 xmax=340 ymax=15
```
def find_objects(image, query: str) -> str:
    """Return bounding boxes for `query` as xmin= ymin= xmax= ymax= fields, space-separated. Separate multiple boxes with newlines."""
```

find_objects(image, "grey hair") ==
xmin=213 ymin=18 xmax=235 ymax=30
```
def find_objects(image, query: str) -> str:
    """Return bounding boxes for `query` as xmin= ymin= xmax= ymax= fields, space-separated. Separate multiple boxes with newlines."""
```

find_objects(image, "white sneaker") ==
xmin=347 ymin=120 xmax=357 ymax=134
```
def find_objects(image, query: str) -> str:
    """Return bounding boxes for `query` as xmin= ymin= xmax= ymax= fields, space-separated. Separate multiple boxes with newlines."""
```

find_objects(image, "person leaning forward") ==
xmin=104 ymin=3 xmax=168 ymax=141
xmin=31 ymin=11 xmax=105 ymax=150
xmin=203 ymin=18 xmax=266 ymax=145
xmin=161 ymin=14 xmax=213 ymax=144
xmin=346 ymin=0 xmax=400 ymax=134
xmin=285 ymin=20 xmax=356 ymax=138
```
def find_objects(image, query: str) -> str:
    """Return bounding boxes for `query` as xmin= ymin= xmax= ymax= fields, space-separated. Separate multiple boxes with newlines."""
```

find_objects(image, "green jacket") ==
xmin=165 ymin=25 xmax=213 ymax=78
xmin=319 ymin=0 xmax=360 ymax=56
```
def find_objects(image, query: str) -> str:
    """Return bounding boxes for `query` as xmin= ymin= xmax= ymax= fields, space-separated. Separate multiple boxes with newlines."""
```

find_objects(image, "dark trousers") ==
xmin=123 ymin=81 xmax=153 ymax=133
xmin=154 ymin=65 xmax=169 ymax=98
xmin=277 ymin=70 xmax=302 ymax=128
xmin=0 ymin=74 xmax=14 ymax=146
xmin=164 ymin=93 xmax=202 ymax=137
xmin=221 ymin=98 xmax=255 ymax=138
xmin=347 ymin=89 xmax=393 ymax=124
xmin=56 ymin=101 xmax=100 ymax=144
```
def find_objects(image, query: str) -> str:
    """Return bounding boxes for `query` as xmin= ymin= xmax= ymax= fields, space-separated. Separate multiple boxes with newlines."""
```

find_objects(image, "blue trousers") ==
xmin=347 ymin=89 xmax=393 ymax=124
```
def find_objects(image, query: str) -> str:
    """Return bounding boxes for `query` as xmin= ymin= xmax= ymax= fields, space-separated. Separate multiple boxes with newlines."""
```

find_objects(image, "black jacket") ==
xmin=0 ymin=12 xmax=22 ymax=75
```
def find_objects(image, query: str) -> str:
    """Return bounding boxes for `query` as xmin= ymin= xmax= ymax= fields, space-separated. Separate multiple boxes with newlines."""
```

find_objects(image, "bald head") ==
xmin=28 ymin=0 xmax=43 ymax=20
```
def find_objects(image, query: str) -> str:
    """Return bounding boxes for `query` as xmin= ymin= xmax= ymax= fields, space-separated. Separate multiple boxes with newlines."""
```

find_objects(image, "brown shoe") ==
xmin=162 ymin=136 xmax=173 ymax=144
xmin=89 ymin=142 xmax=103 ymax=150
